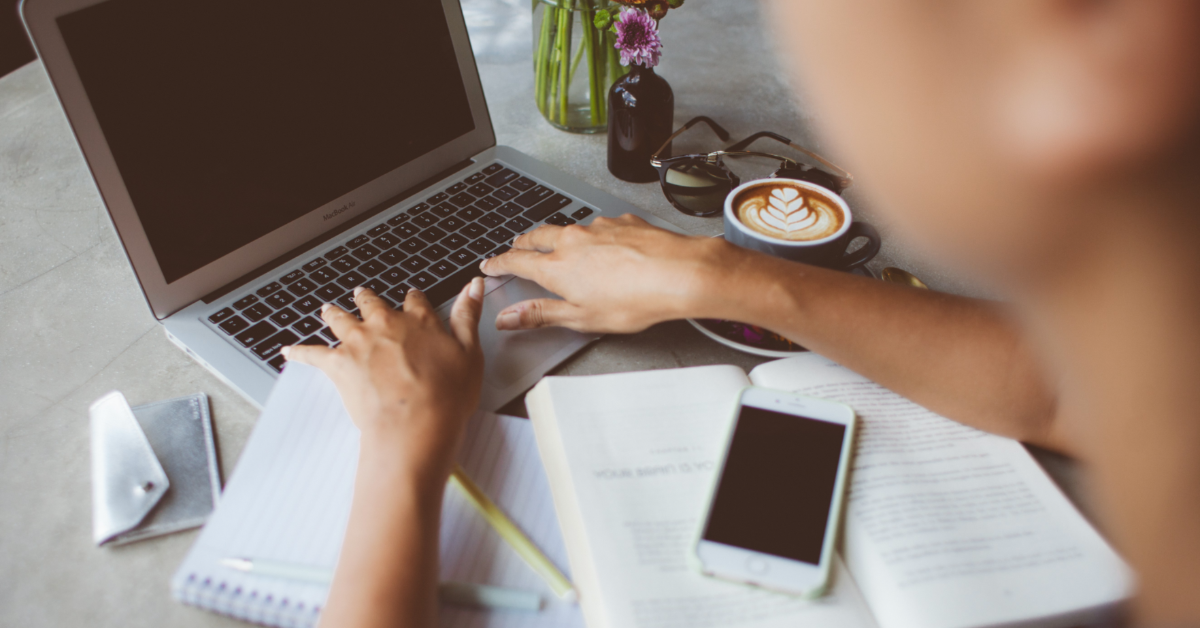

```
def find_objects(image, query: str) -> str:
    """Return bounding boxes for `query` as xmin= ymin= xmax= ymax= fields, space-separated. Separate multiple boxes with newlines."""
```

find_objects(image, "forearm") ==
xmin=688 ymin=243 xmax=1069 ymax=453
xmin=318 ymin=444 xmax=447 ymax=628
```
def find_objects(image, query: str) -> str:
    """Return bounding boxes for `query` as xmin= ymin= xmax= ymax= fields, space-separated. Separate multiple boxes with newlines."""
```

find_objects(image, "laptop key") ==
xmin=363 ymin=278 xmax=389 ymax=294
xmin=439 ymin=216 xmax=467 ymax=231
xmin=474 ymin=197 xmax=501 ymax=211
xmin=251 ymin=329 xmax=299 ymax=360
xmin=352 ymin=243 xmax=382 ymax=261
xmin=359 ymin=259 xmax=388 ymax=277
xmin=267 ymin=354 xmax=287 ymax=373
xmin=408 ymin=272 xmax=438 ymax=290
xmin=492 ymin=186 xmax=519 ymax=202
xmin=429 ymin=260 xmax=456 ymax=278
xmin=413 ymin=213 xmax=438 ymax=228
xmin=478 ymin=214 xmax=505 ymax=229
xmin=545 ymin=212 xmax=578 ymax=226
xmin=510 ymin=176 xmax=536 ymax=192
xmin=335 ymin=293 xmax=358 ymax=311
xmin=409 ymin=202 xmax=431 ymax=215
xmin=385 ymin=284 xmax=412 ymax=302
xmin=399 ymin=237 xmax=427 ymax=254
xmin=380 ymin=267 xmax=409 ymax=285
xmin=466 ymin=238 xmax=496 ymax=255
xmin=367 ymin=224 xmax=390 ymax=237
xmin=485 ymin=244 xmax=512 ymax=259
xmin=218 ymin=315 xmax=250 ymax=335
xmin=485 ymin=169 xmax=519 ymax=187
xmin=449 ymin=193 xmax=475 ymax=208
xmin=401 ymin=256 xmax=430 ymax=272
xmin=460 ymin=223 xmax=487 ymax=239
xmin=314 ymin=284 xmax=344 ymax=303
xmin=457 ymin=206 xmax=485 ymax=221
xmin=255 ymin=282 xmax=283 ymax=298
xmin=497 ymin=202 xmax=523 ymax=218
xmin=310 ymin=266 xmax=339 ymax=284
xmin=336 ymin=270 xmax=368 ymax=289
xmin=347 ymin=234 xmax=370 ymax=248
xmin=426 ymin=265 xmax=486 ymax=308
xmin=418 ymin=226 xmax=448 ymax=243
xmin=482 ymin=163 xmax=503 ymax=175
xmin=294 ymin=316 xmax=323 ymax=336
xmin=467 ymin=183 xmax=494 ymax=197
xmin=514 ymin=185 xmax=553 ymax=208
xmin=235 ymin=321 xmax=277 ymax=347
xmin=448 ymin=249 xmax=475 ymax=266
xmin=486 ymin=227 xmax=516 ymax=244
xmin=243 ymin=303 xmax=272 ymax=322
xmin=432 ymin=203 xmax=457 ymax=218
xmin=394 ymin=222 xmax=420 ymax=239
xmin=465 ymin=171 xmax=488 ymax=184
xmin=330 ymin=255 xmax=360 ymax=272
xmin=279 ymin=270 xmax=305 ymax=285
xmin=525 ymin=193 xmax=573 ymax=222
xmin=571 ymin=207 xmax=594 ymax=220
xmin=373 ymin=232 xmax=401 ymax=249
xmin=386 ymin=213 xmax=411 ymax=227
xmin=320 ymin=327 xmax=339 ymax=342
xmin=443 ymin=233 xmax=470 ymax=250
xmin=379 ymin=248 xmax=407 ymax=265
xmin=287 ymin=277 xmax=319 ymax=296
xmin=507 ymin=216 xmax=534 ymax=232
xmin=299 ymin=334 xmax=329 ymax=346
xmin=269 ymin=307 xmax=301 ymax=327
xmin=233 ymin=295 xmax=259 ymax=310
xmin=446 ymin=182 xmax=467 ymax=194
xmin=324 ymin=246 xmax=349 ymax=261
xmin=265 ymin=291 xmax=296 ymax=309
xmin=427 ymin=192 xmax=449 ymax=204
xmin=420 ymin=243 xmax=451 ymax=261
xmin=209 ymin=307 xmax=235 ymax=324
xmin=301 ymin=258 xmax=327 ymax=272
xmin=294 ymin=295 xmax=322 ymax=314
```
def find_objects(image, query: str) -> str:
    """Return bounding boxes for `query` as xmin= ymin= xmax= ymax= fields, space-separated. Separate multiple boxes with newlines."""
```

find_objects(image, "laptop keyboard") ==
xmin=202 ymin=161 xmax=596 ymax=374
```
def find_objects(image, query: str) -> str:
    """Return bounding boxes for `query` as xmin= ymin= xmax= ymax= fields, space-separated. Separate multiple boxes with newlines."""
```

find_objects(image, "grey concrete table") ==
xmin=0 ymin=2 xmax=1085 ymax=627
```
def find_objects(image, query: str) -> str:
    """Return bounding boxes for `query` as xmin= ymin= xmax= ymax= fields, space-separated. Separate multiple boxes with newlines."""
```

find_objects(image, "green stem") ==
xmin=535 ymin=4 xmax=555 ymax=118
xmin=557 ymin=6 xmax=571 ymax=124
xmin=580 ymin=3 xmax=598 ymax=125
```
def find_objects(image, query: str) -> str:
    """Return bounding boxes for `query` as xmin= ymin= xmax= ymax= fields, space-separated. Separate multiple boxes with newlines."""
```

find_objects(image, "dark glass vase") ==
xmin=607 ymin=64 xmax=674 ymax=182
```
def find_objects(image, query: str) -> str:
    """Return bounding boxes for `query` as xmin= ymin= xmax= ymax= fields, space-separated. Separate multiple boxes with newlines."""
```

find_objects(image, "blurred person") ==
xmin=287 ymin=1 xmax=1200 ymax=626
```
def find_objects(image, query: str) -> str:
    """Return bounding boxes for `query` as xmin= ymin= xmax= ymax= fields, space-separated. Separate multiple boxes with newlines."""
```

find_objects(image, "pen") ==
xmin=449 ymin=464 xmax=577 ymax=601
xmin=219 ymin=557 xmax=543 ymax=612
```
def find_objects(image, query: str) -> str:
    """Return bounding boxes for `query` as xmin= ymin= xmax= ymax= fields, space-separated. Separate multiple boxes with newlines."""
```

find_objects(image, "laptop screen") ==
xmin=57 ymin=0 xmax=476 ymax=284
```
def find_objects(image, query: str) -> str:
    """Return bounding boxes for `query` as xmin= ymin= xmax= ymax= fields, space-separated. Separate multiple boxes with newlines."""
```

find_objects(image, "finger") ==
xmin=512 ymin=224 xmax=564 ymax=253
xmin=495 ymin=298 xmax=583 ymax=331
xmin=403 ymin=287 xmax=435 ymax=318
xmin=280 ymin=344 xmax=335 ymax=369
xmin=320 ymin=303 xmax=359 ymax=339
xmin=480 ymin=249 xmax=547 ymax=280
xmin=449 ymin=277 xmax=484 ymax=352
xmin=353 ymin=286 xmax=390 ymax=322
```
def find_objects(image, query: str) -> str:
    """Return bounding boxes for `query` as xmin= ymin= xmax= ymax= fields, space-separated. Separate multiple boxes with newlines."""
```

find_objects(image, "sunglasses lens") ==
xmin=663 ymin=161 xmax=731 ymax=216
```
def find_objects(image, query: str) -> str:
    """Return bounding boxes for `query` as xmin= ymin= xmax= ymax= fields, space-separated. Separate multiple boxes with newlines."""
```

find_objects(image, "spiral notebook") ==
xmin=171 ymin=363 xmax=582 ymax=628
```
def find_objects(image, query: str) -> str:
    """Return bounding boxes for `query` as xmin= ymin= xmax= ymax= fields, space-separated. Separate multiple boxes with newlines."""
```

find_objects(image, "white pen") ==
xmin=220 ymin=557 xmax=543 ymax=612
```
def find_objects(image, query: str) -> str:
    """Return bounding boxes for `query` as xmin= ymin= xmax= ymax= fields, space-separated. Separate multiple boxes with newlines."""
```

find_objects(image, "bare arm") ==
xmin=481 ymin=216 xmax=1070 ymax=454
xmin=284 ymin=279 xmax=486 ymax=628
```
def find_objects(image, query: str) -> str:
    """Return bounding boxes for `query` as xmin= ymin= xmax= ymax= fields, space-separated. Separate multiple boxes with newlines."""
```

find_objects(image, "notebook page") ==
xmin=171 ymin=363 xmax=582 ymax=628
xmin=749 ymin=355 xmax=1132 ymax=628
xmin=529 ymin=365 xmax=878 ymax=628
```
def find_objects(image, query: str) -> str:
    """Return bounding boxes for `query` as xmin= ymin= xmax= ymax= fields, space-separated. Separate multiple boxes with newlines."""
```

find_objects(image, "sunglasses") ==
xmin=649 ymin=116 xmax=854 ymax=217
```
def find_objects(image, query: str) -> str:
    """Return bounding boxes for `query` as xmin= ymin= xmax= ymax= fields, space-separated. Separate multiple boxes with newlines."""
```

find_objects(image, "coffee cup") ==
xmin=722 ymin=178 xmax=880 ymax=269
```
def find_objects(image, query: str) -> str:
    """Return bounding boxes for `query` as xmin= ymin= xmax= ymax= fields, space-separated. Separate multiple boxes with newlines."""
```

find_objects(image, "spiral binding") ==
xmin=174 ymin=572 xmax=322 ymax=628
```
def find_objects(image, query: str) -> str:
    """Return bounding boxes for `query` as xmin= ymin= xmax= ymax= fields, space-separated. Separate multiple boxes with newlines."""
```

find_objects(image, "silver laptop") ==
xmin=22 ymin=0 xmax=678 ymax=410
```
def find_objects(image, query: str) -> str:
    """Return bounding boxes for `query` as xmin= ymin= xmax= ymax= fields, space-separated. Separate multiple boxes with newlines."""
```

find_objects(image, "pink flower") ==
xmin=614 ymin=8 xmax=663 ymax=68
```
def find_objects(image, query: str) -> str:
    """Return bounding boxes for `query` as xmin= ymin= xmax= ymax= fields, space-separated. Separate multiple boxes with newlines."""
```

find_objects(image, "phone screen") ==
xmin=701 ymin=404 xmax=847 ymax=565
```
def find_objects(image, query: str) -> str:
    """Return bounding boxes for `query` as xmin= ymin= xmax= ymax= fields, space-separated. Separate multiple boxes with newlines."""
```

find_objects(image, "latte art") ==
xmin=735 ymin=184 xmax=845 ymax=242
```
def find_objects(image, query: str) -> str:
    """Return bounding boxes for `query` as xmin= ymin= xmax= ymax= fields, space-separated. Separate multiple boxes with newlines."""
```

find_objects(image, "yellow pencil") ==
xmin=449 ymin=464 xmax=576 ymax=601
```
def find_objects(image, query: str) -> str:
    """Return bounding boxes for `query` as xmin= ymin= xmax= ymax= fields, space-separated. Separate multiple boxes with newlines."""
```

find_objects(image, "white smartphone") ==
xmin=692 ymin=386 xmax=857 ymax=598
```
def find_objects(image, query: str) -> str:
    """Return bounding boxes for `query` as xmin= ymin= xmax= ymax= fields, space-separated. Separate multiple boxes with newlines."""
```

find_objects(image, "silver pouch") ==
xmin=90 ymin=392 xmax=221 ymax=546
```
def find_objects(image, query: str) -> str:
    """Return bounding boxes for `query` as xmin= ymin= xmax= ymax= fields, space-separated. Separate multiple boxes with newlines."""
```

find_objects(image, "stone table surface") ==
xmin=0 ymin=1 xmax=1085 ymax=627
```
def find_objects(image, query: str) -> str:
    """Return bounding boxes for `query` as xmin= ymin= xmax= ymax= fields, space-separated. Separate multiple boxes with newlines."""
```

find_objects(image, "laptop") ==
xmin=22 ymin=0 xmax=679 ymax=410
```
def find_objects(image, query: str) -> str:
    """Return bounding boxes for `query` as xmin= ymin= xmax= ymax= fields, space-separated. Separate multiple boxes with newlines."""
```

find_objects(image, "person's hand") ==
xmin=282 ymin=279 xmax=485 ymax=484
xmin=479 ymin=214 xmax=735 ymax=333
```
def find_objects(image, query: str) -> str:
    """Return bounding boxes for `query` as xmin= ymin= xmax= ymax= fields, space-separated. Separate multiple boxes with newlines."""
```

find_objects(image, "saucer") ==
xmin=686 ymin=266 xmax=875 ymax=358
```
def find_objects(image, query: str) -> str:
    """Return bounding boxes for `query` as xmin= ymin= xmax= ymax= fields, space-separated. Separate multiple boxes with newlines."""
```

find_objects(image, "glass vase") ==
xmin=533 ymin=0 xmax=627 ymax=134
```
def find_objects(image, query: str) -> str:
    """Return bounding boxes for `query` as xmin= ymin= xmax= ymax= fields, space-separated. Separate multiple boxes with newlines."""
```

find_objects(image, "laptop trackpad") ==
xmin=440 ymin=277 xmax=590 ymax=388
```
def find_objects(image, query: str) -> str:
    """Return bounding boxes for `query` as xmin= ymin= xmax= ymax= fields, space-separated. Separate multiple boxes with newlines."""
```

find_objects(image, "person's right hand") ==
xmin=479 ymin=214 xmax=737 ymax=333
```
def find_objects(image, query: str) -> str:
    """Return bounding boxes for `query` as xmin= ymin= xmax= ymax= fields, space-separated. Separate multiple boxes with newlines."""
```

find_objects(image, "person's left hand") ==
xmin=283 ymin=280 xmax=485 ymax=484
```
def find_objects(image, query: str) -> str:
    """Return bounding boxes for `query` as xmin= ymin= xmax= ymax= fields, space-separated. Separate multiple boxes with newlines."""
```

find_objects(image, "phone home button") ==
xmin=746 ymin=557 xmax=770 ymax=576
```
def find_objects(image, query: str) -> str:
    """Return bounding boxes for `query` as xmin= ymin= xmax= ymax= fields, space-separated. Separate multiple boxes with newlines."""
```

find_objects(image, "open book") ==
xmin=526 ymin=354 xmax=1132 ymax=628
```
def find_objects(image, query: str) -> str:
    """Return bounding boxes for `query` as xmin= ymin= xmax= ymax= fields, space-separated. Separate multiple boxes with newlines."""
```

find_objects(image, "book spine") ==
xmin=172 ymin=572 xmax=321 ymax=628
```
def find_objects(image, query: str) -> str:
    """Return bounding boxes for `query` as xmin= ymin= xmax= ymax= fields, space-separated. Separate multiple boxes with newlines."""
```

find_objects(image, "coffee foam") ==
xmin=734 ymin=183 xmax=845 ymax=242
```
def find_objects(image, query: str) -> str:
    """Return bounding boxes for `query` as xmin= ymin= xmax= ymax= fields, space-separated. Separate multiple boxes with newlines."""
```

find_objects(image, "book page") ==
xmin=528 ymin=365 xmax=878 ymax=628
xmin=749 ymin=354 xmax=1132 ymax=628
xmin=171 ymin=363 xmax=583 ymax=628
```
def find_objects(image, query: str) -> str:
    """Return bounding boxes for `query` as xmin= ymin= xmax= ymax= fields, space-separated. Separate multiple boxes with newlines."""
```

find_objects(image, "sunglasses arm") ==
xmin=727 ymin=131 xmax=854 ymax=188
xmin=650 ymin=116 xmax=732 ymax=165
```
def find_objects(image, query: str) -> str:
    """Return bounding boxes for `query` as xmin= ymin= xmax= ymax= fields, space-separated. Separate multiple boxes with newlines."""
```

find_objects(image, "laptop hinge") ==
xmin=200 ymin=158 xmax=475 ymax=304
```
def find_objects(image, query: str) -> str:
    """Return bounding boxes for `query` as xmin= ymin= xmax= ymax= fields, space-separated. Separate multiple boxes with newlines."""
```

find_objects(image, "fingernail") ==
xmin=478 ymin=258 xmax=489 ymax=271
xmin=469 ymin=277 xmax=484 ymax=301
xmin=280 ymin=346 xmax=291 ymax=359
xmin=496 ymin=309 xmax=520 ymax=330
xmin=321 ymin=303 xmax=333 ymax=313
xmin=353 ymin=286 xmax=364 ymax=297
